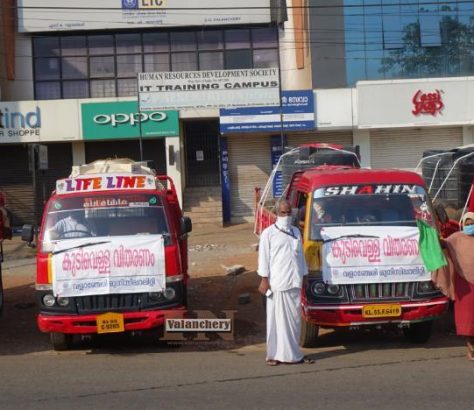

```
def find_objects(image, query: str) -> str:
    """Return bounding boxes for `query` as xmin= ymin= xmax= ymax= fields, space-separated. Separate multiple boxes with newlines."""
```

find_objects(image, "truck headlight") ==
xmin=148 ymin=292 xmax=163 ymax=302
xmin=327 ymin=284 xmax=341 ymax=295
xmin=312 ymin=282 xmax=326 ymax=296
xmin=42 ymin=294 xmax=56 ymax=307
xmin=418 ymin=281 xmax=435 ymax=293
xmin=163 ymin=287 xmax=176 ymax=300
xmin=57 ymin=297 xmax=70 ymax=307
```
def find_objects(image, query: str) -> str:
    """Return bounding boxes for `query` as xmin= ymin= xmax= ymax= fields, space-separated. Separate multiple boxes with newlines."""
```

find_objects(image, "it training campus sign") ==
xmin=138 ymin=68 xmax=280 ymax=111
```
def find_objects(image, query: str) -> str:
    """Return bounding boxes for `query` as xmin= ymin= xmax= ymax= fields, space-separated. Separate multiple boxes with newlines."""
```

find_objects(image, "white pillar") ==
xmin=352 ymin=129 xmax=371 ymax=168
xmin=462 ymin=126 xmax=474 ymax=146
xmin=71 ymin=141 xmax=85 ymax=165
xmin=165 ymin=136 xmax=183 ymax=206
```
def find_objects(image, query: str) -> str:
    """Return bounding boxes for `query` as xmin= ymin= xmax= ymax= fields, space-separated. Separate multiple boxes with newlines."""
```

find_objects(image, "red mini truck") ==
xmin=256 ymin=162 xmax=449 ymax=346
xmin=23 ymin=159 xmax=191 ymax=350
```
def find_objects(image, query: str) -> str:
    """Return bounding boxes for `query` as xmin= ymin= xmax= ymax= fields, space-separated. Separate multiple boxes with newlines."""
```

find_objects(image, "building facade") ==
xmin=0 ymin=0 xmax=314 ymax=225
xmin=2 ymin=1 xmax=474 ymax=225
xmin=307 ymin=0 xmax=474 ymax=180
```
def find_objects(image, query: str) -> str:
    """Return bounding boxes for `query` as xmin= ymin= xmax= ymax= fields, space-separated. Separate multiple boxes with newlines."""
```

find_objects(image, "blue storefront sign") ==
xmin=271 ymin=135 xmax=286 ymax=198
xmin=219 ymin=90 xmax=315 ymax=133
xmin=220 ymin=136 xmax=231 ymax=223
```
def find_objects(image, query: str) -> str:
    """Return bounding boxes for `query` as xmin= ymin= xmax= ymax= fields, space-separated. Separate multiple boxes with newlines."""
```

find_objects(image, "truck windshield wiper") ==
xmin=323 ymin=234 xmax=379 ymax=243
xmin=52 ymin=241 xmax=111 ymax=255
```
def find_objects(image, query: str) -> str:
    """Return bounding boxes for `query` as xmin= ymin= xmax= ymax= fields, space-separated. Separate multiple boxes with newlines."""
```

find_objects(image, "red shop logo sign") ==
xmin=412 ymin=89 xmax=444 ymax=116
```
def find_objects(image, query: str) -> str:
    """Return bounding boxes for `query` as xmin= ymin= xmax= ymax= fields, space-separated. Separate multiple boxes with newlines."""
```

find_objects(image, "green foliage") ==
xmin=380 ymin=17 xmax=474 ymax=77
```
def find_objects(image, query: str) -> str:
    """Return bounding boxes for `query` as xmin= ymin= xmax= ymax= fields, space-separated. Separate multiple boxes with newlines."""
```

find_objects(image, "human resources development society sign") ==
xmin=138 ymin=68 xmax=280 ymax=110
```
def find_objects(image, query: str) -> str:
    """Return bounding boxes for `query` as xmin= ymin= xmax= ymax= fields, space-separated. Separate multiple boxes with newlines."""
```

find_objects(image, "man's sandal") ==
xmin=266 ymin=359 xmax=280 ymax=366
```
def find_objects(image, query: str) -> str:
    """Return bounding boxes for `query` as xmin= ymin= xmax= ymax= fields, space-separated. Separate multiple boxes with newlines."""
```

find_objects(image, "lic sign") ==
xmin=81 ymin=101 xmax=179 ymax=140
xmin=122 ymin=0 xmax=166 ymax=9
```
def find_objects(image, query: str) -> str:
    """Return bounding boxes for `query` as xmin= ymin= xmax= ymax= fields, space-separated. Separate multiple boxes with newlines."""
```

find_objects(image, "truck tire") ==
xmin=50 ymin=332 xmax=73 ymax=351
xmin=300 ymin=319 xmax=319 ymax=348
xmin=403 ymin=321 xmax=433 ymax=344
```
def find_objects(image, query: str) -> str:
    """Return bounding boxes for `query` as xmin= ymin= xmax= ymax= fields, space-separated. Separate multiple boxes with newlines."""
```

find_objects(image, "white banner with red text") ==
xmin=51 ymin=235 xmax=165 ymax=297
xmin=321 ymin=226 xmax=429 ymax=284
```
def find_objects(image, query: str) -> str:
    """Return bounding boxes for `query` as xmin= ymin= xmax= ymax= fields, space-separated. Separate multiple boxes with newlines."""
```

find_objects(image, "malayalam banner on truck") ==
xmin=321 ymin=226 xmax=429 ymax=284
xmin=51 ymin=235 xmax=165 ymax=297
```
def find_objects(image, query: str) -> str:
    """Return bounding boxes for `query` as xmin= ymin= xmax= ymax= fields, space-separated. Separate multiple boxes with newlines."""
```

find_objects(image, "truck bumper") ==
xmin=302 ymin=298 xmax=449 ymax=327
xmin=37 ymin=307 xmax=186 ymax=334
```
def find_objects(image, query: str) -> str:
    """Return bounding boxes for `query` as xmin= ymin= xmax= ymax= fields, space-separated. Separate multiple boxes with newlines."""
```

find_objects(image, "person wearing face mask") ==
xmin=257 ymin=199 xmax=310 ymax=366
xmin=443 ymin=212 xmax=474 ymax=361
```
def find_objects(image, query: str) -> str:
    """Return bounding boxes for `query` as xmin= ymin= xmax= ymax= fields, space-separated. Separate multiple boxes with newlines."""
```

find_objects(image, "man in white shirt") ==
xmin=49 ymin=213 xmax=94 ymax=239
xmin=258 ymin=199 xmax=309 ymax=365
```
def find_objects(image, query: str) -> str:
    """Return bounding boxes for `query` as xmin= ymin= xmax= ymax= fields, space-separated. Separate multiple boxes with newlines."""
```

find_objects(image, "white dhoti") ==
xmin=266 ymin=287 xmax=304 ymax=363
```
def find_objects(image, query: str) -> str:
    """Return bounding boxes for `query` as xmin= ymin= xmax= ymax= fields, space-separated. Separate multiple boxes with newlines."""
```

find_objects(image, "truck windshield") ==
xmin=42 ymin=193 xmax=169 ymax=243
xmin=309 ymin=185 xmax=434 ymax=240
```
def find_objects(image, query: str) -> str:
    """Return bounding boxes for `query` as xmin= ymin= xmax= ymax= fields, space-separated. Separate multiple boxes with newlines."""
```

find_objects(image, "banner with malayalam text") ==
xmin=52 ymin=235 xmax=165 ymax=297
xmin=321 ymin=226 xmax=429 ymax=284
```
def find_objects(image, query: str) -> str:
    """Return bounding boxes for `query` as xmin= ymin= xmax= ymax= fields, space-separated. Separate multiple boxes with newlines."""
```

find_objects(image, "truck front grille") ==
xmin=75 ymin=294 xmax=141 ymax=314
xmin=349 ymin=283 xmax=414 ymax=302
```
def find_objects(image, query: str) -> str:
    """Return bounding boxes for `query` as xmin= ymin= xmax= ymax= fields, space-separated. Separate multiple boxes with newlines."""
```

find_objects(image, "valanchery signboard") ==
xmin=81 ymin=101 xmax=179 ymax=140
xmin=138 ymin=68 xmax=280 ymax=111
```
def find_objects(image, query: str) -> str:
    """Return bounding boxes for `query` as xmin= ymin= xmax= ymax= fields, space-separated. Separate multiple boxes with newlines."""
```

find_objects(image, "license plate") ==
xmin=362 ymin=304 xmax=402 ymax=319
xmin=96 ymin=312 xmax=125 ymax=334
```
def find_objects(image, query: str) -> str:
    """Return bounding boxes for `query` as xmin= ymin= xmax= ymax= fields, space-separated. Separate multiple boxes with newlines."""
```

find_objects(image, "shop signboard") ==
xmin=270 ymin=135 xmax=285 ymax=198
xmin=219 ymin=90 xmax=315 ymax=133
xmin=138 ymin=68 xmax=280 ymax=111
xmin=17 ymin=0 xmax=272 ymax=32
xmin=0 ymin=100 xmax=79 ymax=144
xmin=220 ymin=137 xmax=231 ymax=223
xmin=358 ymin=77 xmax=474 ymax=128
xmin=81 ymin=101 xmax=179 ymax=140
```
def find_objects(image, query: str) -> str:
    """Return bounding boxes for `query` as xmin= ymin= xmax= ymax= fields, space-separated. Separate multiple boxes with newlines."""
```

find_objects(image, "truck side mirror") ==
xmin=181 ymin=216 xmax=192 ymax=234
xmin=21 ymin=224 xmax=35 ymax=244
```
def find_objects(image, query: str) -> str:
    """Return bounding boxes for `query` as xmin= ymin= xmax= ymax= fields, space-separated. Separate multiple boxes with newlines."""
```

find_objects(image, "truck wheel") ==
xmin=50 ymin=332 xmax=73 ymax=351
xmin=300 ymin=319 xmax=319 ymax=348
xmin=403 ymin=321 xmax=433 ymax=344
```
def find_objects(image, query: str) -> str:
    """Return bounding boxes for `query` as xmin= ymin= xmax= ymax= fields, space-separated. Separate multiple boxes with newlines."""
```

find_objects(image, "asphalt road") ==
xmin=0 ymin=249 xmax=472 ymax=409
xmin=0 ymin=330 xmax=470 ymax=410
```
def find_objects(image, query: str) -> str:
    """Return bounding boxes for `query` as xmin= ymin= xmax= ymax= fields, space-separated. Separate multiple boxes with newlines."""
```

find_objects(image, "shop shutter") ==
xmin=370 ymin=127 xmax=463 ymax=170
xmin=0 ymin=143 xmax=72 ymax=226
xmin=287 ymin=131 xmax=353 ymax=147
xmin=228 ymin=134 xmax=272 ymax=222
xmin=36 ymin=143 xmax=73 ymax=219
xmin=0 ymin=145 xmax=33 ymax=226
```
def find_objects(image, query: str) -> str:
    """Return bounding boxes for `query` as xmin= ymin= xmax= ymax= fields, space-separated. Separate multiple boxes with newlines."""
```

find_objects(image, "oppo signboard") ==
xmin=81 ymin=101 xmax=179 ymax=140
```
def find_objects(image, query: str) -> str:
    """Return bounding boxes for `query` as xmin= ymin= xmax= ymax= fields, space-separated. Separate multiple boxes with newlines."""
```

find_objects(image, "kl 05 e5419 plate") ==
xmin=97 ymin=312 xmax=125 ymax=334
xmin=362 ymin=304 xmax=402 ymax=319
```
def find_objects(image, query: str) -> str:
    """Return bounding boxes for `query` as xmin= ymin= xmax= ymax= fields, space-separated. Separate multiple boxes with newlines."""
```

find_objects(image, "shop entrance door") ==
xmin=184 ymin=120 xmax=220 ymax=187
